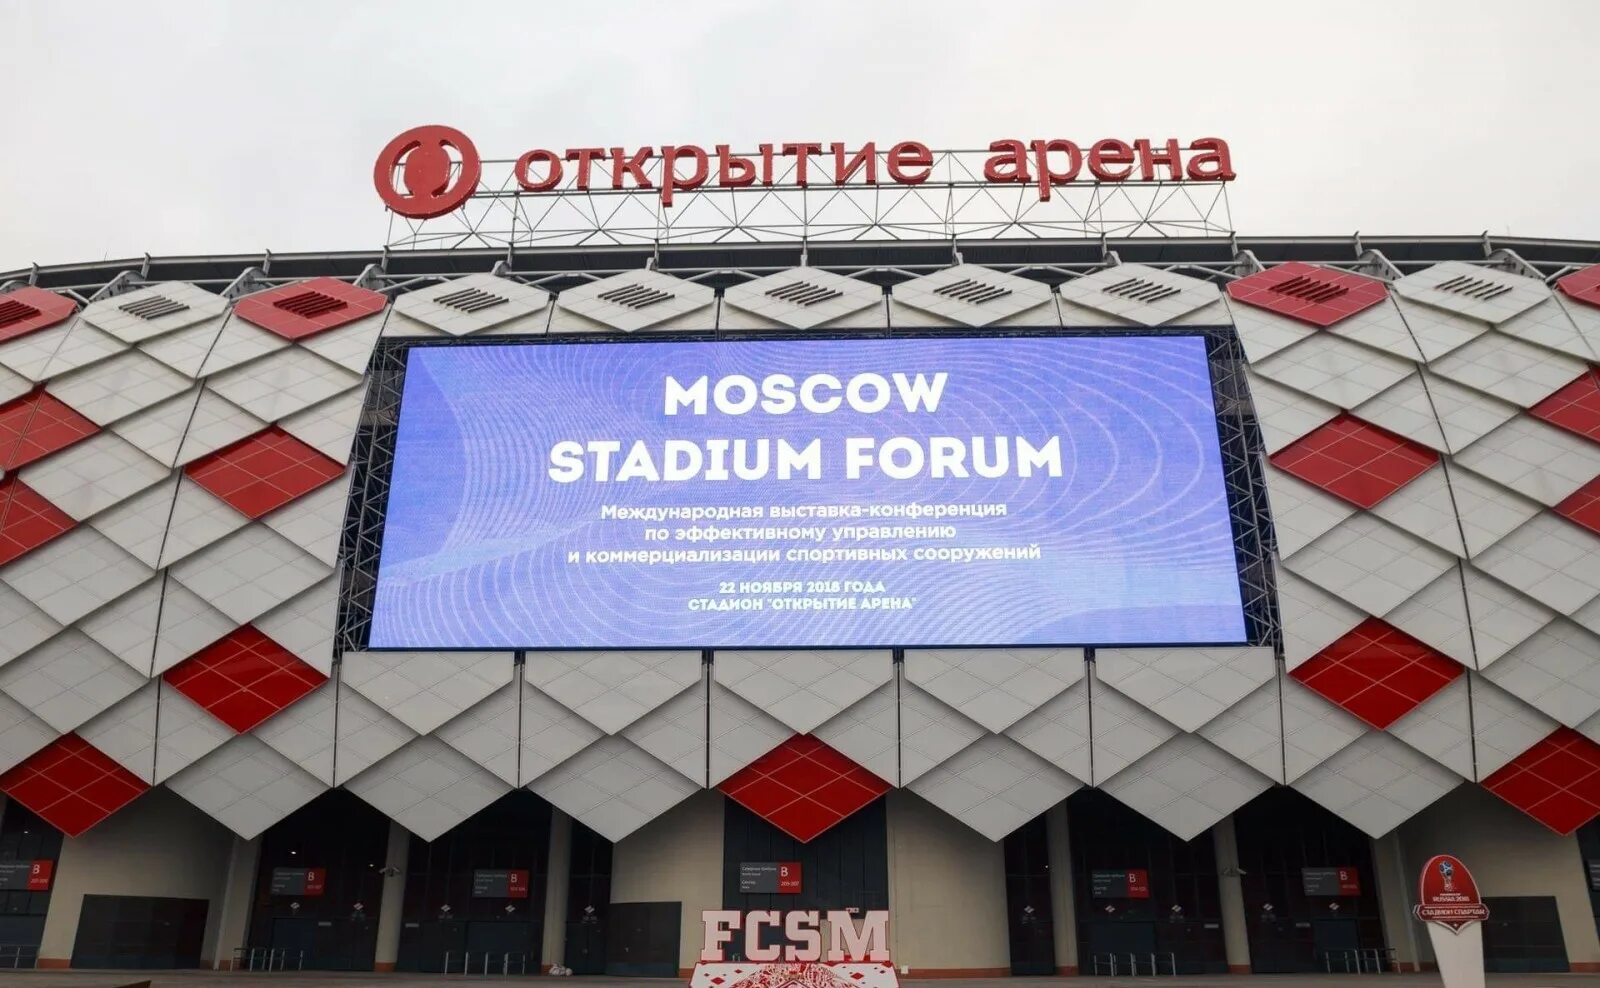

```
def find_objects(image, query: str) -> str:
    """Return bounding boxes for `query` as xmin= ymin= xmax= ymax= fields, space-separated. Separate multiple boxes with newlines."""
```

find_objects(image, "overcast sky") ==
xmin=2 ymin=0 xmax=1596 ymax=273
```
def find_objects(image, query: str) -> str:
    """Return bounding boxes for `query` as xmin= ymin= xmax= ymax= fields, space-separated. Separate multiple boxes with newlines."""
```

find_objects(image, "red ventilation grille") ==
xmin=185 ymin=426 xmax=344 ymax=520
xmin=1290 ymin=617 xmax=1462 ymax=729
xmin=1557 ymin=265 xmax=1600 ymax=310
xmin=720 ymin=735 xmax=889 ymax=843
xmin=233 ymin=276 xmax=386 ymax=341
xmin=272 ymin=290 xmax=347 ymax=320
xmin=1530 ymin=371 xmax=1600 ymax=444
xmin=1269 ymin=414 xmax=1439 ymax=509
xmin=0 ymin=734 xmax=149 ymax=837
xmin=0 ymin=477 xmax=76 ymax=566
xmin=1227 ymin=261 xmax=1388 ymax=327
xmin=1482 ymin=727 xmax=1600 ymax=835
xmin=0 ymin=390 xmax=99 ymax=472
xmin=165 ymin=626 xmax=328 ymax=733
xmin=0 ymin=287 xmax=77 ymax=343
xmin=0 ymin=300 xmax=41 ymax=330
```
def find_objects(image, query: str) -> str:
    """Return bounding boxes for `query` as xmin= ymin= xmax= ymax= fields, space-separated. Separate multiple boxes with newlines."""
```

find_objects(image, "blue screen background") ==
xmin=369 ymin=335 xmax=1247 ymax=648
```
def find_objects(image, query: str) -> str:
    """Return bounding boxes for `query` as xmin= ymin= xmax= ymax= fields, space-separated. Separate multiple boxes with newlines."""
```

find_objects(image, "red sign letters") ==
xmin=376 ymin=128 xmax=1235 ymax=219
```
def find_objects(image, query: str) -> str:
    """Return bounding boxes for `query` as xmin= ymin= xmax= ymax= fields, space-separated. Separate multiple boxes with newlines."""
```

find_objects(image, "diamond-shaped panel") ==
xmin=1479 ymin=619 xmax=1600 ymax=728
xmin=233 ymin=277 xmax=387 ymax=341
xmin=0 ymin=478 xmax=75 ymax=567
xmin=721 ymin=268 xmax=884 ymax=331
xmin=0 ymin=525 xmax=152 ymax=626
xmin=1474 ymin=512 xmax=1600 ymax=615
xmin=44 ymin=350 xmax=189 ymax=427
xmin=1226 ymin=261 xmax=1388 ymax=327
xmin=81 ymin=283 xmax=226 ymax=343
xmin=1291 ymin=730 xmax=1460 ymax=837
xmin=1269 ymin=414 xmax=1438 ymax=509
xmin=902 ymin=648 xmax=1083 ymax=734
xmin=529 ymin=734 xmax=698 ymax=842
xmin=892 ymin=264 xmax=1057 ymax=328
xmin=16 ymin=431 xmax=168 ymax=522
xmin=346 ymin=734 xmax=510 ymax=842
xmin=714 ymin=650 xmax=891 ymax=735
xmin=341 ymin=651 xmax=513 ymax=736
xmin=813 ymin=681 xmax=901 ymax=786
xmin=0 ymin=629 xmax=146 ymax=733
xmin=391 ymin=274 xmax=550 ymax=337
xmin=518 ymin=680 xmax=605 ymax=786
xmin=1556 ymin=476 xmax=1600 ymax=536
xmin=719 ymin=734 xmax=889 ymax=843
xmin=253 ymin=680 xmax=336 ymax=784
xmin=435 ymin=681 xmax=521 ymax=785
xmin=1481 ymin=727 xmax=1600 ymax=834
xmin=1557 ymin=264 xmax=1600 ymax=310
xmin=164 ymin=733 xmax=326 ymax=839
xmin=0 ymin=691 xmax=58 ymax=776
xmin=168 ymin=524 xmax=328 ymax=626
xmin=185 ymin=427 xmax=344 ymax=520
xmin=1290 ymin=618 xmax=1463 ymax=729
xmin=0 ymin=389 xmax=98 ymax=471
xmin=207 ymin=347 xmax=360 ymax=425
xmin=1055 ymin=264 xmax=1216 ymax=327
xmin=1099 ymin=734 xmax=1273 ymax=841
xmin=0 ymin=287 xmax=76 ymax=343
xmin=0 ymin=734 xmax=148 ymax=837
xmin=1431 ymin=331 xmax=1585 ymax=408
xmin=907 ymin=734 xmax=1081 ymax=841
xmin=1282 ymin=514 xmax=1455 ymax=618
xmin=1530 ymin=371 xmax=1600 ymax=444
xmin=1094 ymin=647 xmax=1275 ymax=733
xmin=164 ymin=626 xmax=328 ymax=733
xmin=1253 ymin=332 xmax=1412 ymax=410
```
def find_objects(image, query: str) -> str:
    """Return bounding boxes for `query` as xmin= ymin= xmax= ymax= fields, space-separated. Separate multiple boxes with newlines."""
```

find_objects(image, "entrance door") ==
xmin=606 ymin=901 xmax=681 ymax=977
xmin=1482 ymin=896 xmax=1569 ymax=973
xmin=1311 ymin=918 xmax=1360 ymax=972
xmin=466 ymin=921 xmax=535 ymax=971
xmin=564 ymin=821 xmax=611 ymax=975
xmin=1082 ymin=920 xmax=1156 ymax=974
xmin=1004 ymin=816 xmax=1056 ymax=975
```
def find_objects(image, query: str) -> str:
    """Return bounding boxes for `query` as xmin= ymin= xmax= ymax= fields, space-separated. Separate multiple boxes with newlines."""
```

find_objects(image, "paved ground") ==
xmin=0 ymin=974 xmax=1594 ymax=988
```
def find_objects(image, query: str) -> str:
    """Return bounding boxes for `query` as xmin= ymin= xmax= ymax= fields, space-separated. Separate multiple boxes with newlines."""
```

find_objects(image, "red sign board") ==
xmin=508 ymin=868 xmax=530 ymax=899
xmin=27 ymin=860 xmax=51 ymax=892
xmin=1413 ymin=854 xmax=1488 ymax=932
xmin=777 ymin=862 xmax=801 ymax=894
xmin=303 ymin=867 xmax=326 ymax=897
xmin=1126 ymin=869 xmax=1150 ymax=899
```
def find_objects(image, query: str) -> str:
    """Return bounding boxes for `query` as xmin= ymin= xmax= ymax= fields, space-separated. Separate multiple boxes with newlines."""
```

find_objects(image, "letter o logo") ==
xmin=373 ymin=125 xmax=482 ymax=219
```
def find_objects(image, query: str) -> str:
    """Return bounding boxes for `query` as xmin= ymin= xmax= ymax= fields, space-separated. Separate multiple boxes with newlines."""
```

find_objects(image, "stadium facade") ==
xmin=1 ymin=228 xmax=1599 ymax=979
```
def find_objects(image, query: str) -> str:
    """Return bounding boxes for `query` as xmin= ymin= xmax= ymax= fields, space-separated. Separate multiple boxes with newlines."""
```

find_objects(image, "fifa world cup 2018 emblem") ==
xmin=1438 ymin=861 xmax=1455 ymax=893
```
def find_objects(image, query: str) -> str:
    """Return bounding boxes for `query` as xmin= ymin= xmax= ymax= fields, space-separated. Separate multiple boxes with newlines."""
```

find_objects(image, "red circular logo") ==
xmin=373 ymin=125 xmax=481 ymax=219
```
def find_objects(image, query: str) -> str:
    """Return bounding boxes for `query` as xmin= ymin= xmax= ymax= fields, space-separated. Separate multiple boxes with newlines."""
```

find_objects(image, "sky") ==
xmin=2 ymin=0 xmax=1596 ymax=273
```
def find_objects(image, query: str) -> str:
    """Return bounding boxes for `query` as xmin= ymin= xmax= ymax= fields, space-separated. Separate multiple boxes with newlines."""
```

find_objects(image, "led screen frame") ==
xmin=336 ymin=326 xmax=1274 ymax=654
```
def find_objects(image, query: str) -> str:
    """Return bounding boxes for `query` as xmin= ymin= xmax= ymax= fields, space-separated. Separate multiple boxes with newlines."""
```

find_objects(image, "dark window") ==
xmin=607 ymin=901 xmax=681 ymax=977
xmin=1481 ymin=896 xmax=1568 ymax=973
xmin=71 ymin=895 xmax=208 ymax=969
xmin=397 ymin=789 xmax=551 ymax=972
xmin=1068 ymin=788 xmax=1225 ymax=975
xmin=1003 ymin=814 xmax=1056 ymax=975
xmin=1233 ymin=787 xmax=1386 ymax=973
xmin=245 ymin=790 xmax=389 ymax=971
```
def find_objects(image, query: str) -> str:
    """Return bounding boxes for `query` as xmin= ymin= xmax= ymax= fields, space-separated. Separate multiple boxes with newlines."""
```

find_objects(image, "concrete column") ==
xmin=372 ymin=819 xmax=410 ymax=972
xmin=610 ymin=790 xmax=725 ymax=976
xmin=1372 ymin=832 xmax=1421 ymax=972
xmin=1044 ymin=803 xmax=1078 ymax=975
xmin=541 ymin=808 xmax=573 ymax=971
xmin=885 ymin=789 xmax=1009 ymax=976
xmin=1211 ymin=817 xmax=1251 ymax=975
xmin=209 ymin=834 xmax=262 ymax=969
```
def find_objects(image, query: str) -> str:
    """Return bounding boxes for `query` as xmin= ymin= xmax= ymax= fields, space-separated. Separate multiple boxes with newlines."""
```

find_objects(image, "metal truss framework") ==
xmin=382 ymin=149 xmax=1234 ymax=249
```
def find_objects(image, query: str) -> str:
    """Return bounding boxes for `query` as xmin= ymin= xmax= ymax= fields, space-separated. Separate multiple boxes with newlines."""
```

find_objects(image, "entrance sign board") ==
xmin=740 ymin=862 xmax=802 ymax=895
xmin=472 ymin=868 xmax=530 ymax=898
xmin=269 ymin=867 xmax=326 ymax=896
xmin=0 ymin=860 xmax=51 ymax=891
xmin=1090 ymin=869 xmax=1150 ymax=899
xmin=1414 ymin=854 xmax=1487 ymax=988
xmin=1301 ymin=866 xmax=1359 ymax=896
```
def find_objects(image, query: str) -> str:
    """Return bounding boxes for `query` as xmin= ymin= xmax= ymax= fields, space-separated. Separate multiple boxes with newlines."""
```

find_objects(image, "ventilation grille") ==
xmin=765 ymin=281 xmax=844 ymax=307
xmin=435 ymin=287 xmax=509 ymax=313
xmin=0 ymin=300 xmax=42 ymax=330
xmin=597 ymin=284 xmax=674 ymax=309
xmin=272 ymin=290 xmax=347 ymax=319
xmin=1101 ymin=277 xmax=1180 ymax=303
xmin=119 ymin=295 xmax=189 ymax=320
xmin=1435 ymin=274 xmax=1513 ymax=301
xmin=1268 ymin=274 xmax=1349 ymax=304
xmin=933 ymin=278 xmax=1011 ymax=304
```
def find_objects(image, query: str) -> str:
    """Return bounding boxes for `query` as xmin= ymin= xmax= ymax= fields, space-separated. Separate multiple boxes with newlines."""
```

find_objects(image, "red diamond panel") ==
xmin=1557 ymin=264 xmax=1600 ymax=310
xmin=0 ymin=477 xmax=75 ymax=566
xmin=0 ymin=734 xmax=148 ymax=837
xmin=1269 ymin=413 xmax=1439 ymax=509
xmin=1556 ymin=475 xmax=1600 ymax=535
xmin=185 ymin=426 xmax=344 ymax=520
xmin=1227 ymin=261 xmax=1389 ymax=328
xmin=1290 ymin=617 xmax=1463 ymax=729
xmin=0 ymin=287 xmax=77 ymax=343
xmin=1482 ymin=727 xmax=1600 ymax=834
xmin=1530 ymin=371 xmax=1600 ymax=444
xmin=233 ymin=277 xmax=386 ymax=341
xmin=0 ymin=389 xmax=99 ymax=471
xmin=719 ymin=735 xmax=889 ymax=843
xmin=165 ymin=626 xmax=328 ymax=733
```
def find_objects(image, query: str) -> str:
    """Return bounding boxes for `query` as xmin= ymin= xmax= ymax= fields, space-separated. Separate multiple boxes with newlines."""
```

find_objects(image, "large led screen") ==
xmin=369 ymin=335 xmax=1247 ymax=648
